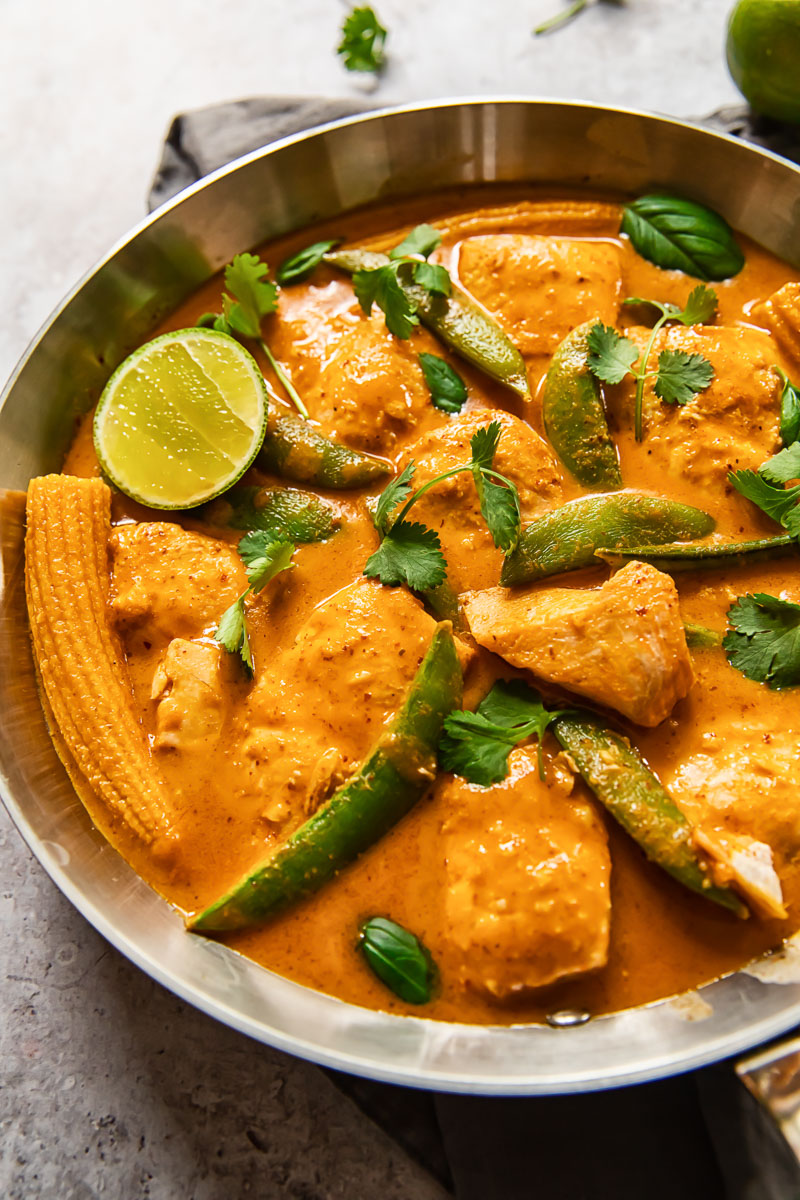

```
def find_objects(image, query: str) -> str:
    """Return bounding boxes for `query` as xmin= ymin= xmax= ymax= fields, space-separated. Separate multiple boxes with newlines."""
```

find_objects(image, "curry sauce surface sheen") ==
xmin=62 ymin=188 xmax=800 ymax=1024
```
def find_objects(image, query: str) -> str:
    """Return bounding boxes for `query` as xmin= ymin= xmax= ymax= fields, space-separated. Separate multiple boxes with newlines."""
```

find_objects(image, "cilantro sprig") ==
xmin=214 ymin=532 xmax=296 ymax=674
xmin=198 ymin=252 xmax=309 ymax=419
xmin=730 ymin=439 xmax=800 ymax=538
xmin=587 ymin=284 xmax=717 ymax=441
xmin=364 ymin=421 xmax=521 ymax=591
xmin=723 ymin=593 xmax=800 ymax=689
xmin=276 ymin=239 xmax=342 ymax=286
xmin=353 ymin=224 xmax=451 ymax=340
xmin=337 ymin=5 xmax=387 ymax=73
xmin=439 ymin=679 xmax=570 ymax=783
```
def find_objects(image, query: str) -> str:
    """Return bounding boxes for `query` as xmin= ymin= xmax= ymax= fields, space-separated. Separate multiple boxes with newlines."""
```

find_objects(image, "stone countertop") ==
xmin=1 ymin=2 xmax=747 ymax=1197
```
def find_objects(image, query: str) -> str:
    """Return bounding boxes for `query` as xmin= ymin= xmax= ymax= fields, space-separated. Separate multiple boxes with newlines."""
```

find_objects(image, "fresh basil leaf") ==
xmin=276 ymin=239 xmax=341 ymax=285
xmin=418 ymin=353 xmax=467 ymax=413
xmin=359 ymin=917 xmax=437 ymax=1004
xmin=621 ymin=195 xmax=745 ymax=281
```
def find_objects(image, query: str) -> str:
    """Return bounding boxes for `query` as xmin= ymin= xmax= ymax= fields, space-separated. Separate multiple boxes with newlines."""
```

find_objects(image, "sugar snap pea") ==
xmin=500 ymin=493 xmax=715 ymax=585
xmin=257 ymin=413 xmax=391 ymax=489
xmin=683 ymin=623 xmax=723 ymax=649
xmin=551 ymin=711 xmax=747 ymax=917
xmin=204 ymin=484 xmax=339 ymax=543
xmin=596 ymin=534 xmax=797 ymax=573
xmin=189 ymin=623 xmax=462 ymax=932
xmin=326 ymin=248 xmax=530 ymax=399
xmin=542 ymin=322 xmax=622 ymax=489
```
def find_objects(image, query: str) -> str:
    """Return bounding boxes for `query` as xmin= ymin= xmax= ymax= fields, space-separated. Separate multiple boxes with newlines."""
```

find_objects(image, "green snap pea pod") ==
xmin=500 ymin=493 xmax=715 ymax=586
xmin=683 ymin=623 xmax=723 ymax=650
xmin=257 ymin=413 xmax=391 ymax=489
xmin=326 ymin=248 xmax=530 ymax=399
xmin=551 ymin=711 xmax=747 ymax=917
xmin=596 ymin=534 xmax=797 ymax=573
xmin=542 ymin=322 xmax=622 ymax=489
xmin=204 ymin=485 xmax=339 ymax=543
xmin=189 ymin=623 xmax=463 ymax=932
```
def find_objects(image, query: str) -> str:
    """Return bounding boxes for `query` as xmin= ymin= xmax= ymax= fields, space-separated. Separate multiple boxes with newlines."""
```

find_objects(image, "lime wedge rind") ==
xmin=93 ymin=327 xmax=268 ymax=510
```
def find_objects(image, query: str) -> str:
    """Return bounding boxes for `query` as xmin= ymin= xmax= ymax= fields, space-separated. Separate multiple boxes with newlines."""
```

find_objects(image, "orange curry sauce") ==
xmin=60 ymin=187 xmax=800 ymax=1024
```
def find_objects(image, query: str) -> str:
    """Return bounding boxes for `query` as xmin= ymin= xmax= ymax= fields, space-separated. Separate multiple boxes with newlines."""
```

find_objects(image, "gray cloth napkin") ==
xmin=147 ymin=96 xmax=800 ymax=1200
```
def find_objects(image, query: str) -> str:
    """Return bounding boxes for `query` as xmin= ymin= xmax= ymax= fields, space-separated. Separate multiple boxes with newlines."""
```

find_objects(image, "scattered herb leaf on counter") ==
xmin=587 ymin=284 xmax=717 ymax=440
xmin=364 ymin=422 xmax=521 ymax=590
xmin=358 ymin=917 xmax=437 ymax=1004
xmin=418 ymin=352 xmax=468 ymax=413
xmin=276 ymin=239 xmax=342 ymax=286
xmin=353 ymin=224 xmax=452 ymax=340
xmin=534 ymin=0 xmax=591 ymax=36
xmin=197 ymin=252 xmax=309 ymax=419
xmin=440 ymin=679 xmax=570 ymax=784
xmin=724 ymin=593 xmax=800 ymax=689
xmin=337 ymin=5 xmax=387 ymax=73
xmin=215 ymin=533 xmax=296 ymax=674
xmin=620 ymin=194 xmax=745 ymax=281
xmin=779 ymin=369 xmax=800 ymax=447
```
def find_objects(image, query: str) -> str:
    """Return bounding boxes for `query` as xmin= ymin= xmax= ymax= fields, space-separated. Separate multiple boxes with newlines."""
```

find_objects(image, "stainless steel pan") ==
xmin=3 ymin=98 xmax=800 ymax=1095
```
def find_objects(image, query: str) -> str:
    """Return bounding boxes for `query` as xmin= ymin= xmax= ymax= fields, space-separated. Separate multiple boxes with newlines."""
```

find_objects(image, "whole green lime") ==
xmin=727 ymin=0 xmax=800 ymax=123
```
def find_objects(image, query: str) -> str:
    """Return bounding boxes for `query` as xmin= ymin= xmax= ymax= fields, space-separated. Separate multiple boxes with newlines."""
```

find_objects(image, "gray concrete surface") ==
xmin=2 ymin=1 xmax=745 ymax=1195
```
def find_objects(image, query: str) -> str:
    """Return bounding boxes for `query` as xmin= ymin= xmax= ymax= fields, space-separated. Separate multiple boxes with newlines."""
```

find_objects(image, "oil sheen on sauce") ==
xmin=62 ymin=186 xmax=800 ymax=1025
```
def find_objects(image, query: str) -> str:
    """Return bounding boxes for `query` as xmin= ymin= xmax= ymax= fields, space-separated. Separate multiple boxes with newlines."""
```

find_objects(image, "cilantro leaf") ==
xmin=214 ymin=536 xmax=295 ymax=674
xmin=418 ymin=353 xmax=467 ymax=413
xmin=390 ymin=224 xmax=441 ymax=260
xmin=779 ymin=369 xmax=800 ymax=447
xmin=439 ymin=679 xmax=569 ymax=784
xmin=723 ymin=593 xmax=800 ymax=689
xmin=363 ymin=520 xmax=446 ymax=590
xmin=223 ymin=253 xmax=278 ymax=339
xmin=477 ymin=678 xmax=554 ymax=727
xmin=276 ymin=239 xmax=341 ymax=286
xmin=468 ymin=422 xmax=520 ymax=551
xmin=587 ymin=323 xmax=639 ymax=385
xmin=413 ymin=261 xmax=451 ymax=296
xmin=477 ymin=477 xmax=520 ymax=552
xmin=353 ymin=264 xmax=419 ymax=339
xmin=438 ymin=711 xmax=521 ymax=786
xmin=654 ymin=349 xmax=714 ymax=405
xmin=680 ymin=284 xmax=718 ymax=326
xmin=469 ymin=420 xmax=503 ymax=474
xmin=373 ymin=462 xmax=416 ymax=535
xmin=214 ymin=596 xmax=253 ymax=674
xmin=337 ymin=5 xmax=387 ymax=73
xmin=729 ymin=469 xmax=800 ymax=526
xmin=760 ymin=441 xmax=800 ymax=485
xmin=238 ymin=532 xmax=296 ymax=592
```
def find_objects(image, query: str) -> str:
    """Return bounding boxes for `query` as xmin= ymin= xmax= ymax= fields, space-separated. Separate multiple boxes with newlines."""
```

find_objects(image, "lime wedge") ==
xmin=93 ymin=328 xmax=268 ymax=509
